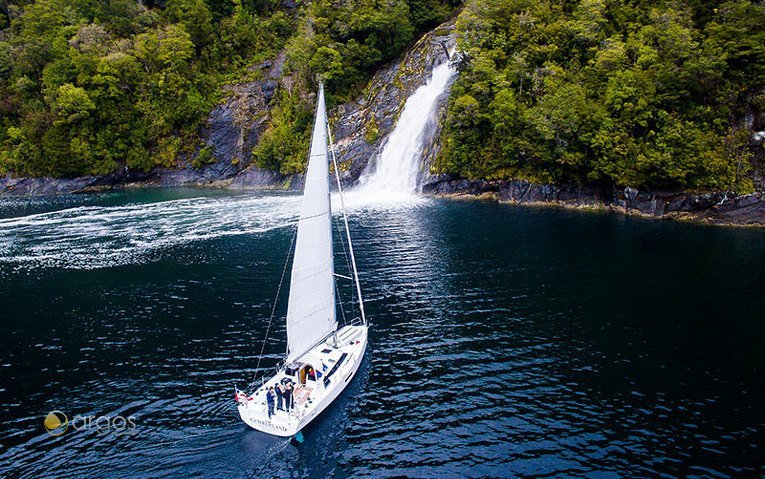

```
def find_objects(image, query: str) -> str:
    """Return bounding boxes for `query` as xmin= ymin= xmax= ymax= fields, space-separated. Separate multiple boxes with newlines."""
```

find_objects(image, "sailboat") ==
xmin=236 ymin=83 xmax=368 ymax=438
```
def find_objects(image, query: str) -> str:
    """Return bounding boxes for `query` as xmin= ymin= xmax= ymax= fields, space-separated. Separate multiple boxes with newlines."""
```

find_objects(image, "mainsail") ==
xmin=285 ymin=84 xmax=336 ymax=364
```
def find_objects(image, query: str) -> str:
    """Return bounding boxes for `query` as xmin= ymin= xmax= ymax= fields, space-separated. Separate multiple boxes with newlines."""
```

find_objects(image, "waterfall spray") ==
xmin=357 ymin=59 xmax=457 ymax=196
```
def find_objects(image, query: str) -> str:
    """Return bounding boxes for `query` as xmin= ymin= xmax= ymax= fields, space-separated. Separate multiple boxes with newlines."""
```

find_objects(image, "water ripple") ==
xmin=0 ymin=191 xmax=764 ymax=478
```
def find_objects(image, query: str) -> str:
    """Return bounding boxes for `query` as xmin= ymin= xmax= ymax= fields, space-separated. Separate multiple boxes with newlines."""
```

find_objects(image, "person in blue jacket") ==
xmin=266 ymin=387 xmax=275 ymax=419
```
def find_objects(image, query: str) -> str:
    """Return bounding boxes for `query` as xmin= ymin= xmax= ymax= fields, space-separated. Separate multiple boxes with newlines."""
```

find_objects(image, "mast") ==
xmin=328 ymin=121 xmax=367 ymax=326
xmin=284 ymin=83 xmax=336 ymax=364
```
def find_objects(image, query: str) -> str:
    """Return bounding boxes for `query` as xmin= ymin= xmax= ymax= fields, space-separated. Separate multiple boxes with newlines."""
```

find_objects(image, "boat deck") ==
xmin=237 ymin=324 xmax=367 ymax=436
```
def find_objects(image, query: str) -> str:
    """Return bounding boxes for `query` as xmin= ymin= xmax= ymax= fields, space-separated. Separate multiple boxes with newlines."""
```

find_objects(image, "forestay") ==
xmin=285 ymin=85 xmax=336 ymax=364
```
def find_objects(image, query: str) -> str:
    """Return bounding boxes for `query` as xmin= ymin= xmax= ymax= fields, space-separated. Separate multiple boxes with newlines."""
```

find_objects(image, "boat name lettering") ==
xmin=253 ymin=419 xmax=288 ymax=432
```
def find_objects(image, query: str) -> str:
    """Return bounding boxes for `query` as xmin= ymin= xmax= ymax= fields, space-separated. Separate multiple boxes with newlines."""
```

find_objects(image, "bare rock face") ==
xmin=206 ymin=83 xmax=267 ymax=167
xmin=424 ymin=178 xmax=765 ymax=226
xmin=0 ymin=176 xmax=100 ymax=195
xmin=206 ymin=54 xmax=285 ymax=168
xmin=0 ymin=168 xmax=153 ymax=196
xmin=149 ymin=53 xmax=288 ymax=187
xmin=228 ymin=168 xmax=296 ymax=190
xmin=328 ymin=20 xmax=457 ymax=187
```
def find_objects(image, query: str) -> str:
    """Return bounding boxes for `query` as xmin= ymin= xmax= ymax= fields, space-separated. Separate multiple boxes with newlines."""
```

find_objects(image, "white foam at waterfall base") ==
xmin=355 ymin=58 xmax=457 ymax=201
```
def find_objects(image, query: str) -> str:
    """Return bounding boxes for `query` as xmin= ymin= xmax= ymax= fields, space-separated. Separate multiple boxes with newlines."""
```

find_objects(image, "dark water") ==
xmin=1 ymin=189 xmax=764 ymax=478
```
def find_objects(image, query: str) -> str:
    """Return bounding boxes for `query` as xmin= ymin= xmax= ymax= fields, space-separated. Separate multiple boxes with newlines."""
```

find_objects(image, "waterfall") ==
xmin=357 ymin=59 xmax=456 ymax=196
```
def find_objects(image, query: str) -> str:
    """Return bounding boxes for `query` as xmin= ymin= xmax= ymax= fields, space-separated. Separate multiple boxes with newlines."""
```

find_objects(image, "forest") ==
xmin=0 ymin=0 xmax=457 ymax=177
xmin=1 ymin=0 xmax=764 ymax=193
xmin=437 ymin=0 xmax=765 ymax=192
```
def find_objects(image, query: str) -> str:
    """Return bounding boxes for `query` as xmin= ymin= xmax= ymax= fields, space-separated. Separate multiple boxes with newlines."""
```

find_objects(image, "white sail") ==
xmin=285 ymin=85 xmax=336 ymax=364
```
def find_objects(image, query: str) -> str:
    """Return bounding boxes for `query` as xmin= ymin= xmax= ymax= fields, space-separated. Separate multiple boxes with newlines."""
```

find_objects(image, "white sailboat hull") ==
xmin=238 ymin=324 xmax=367 ymax=437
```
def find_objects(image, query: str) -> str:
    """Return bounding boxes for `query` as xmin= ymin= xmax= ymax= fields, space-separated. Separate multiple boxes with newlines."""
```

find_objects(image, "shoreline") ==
xmin=432 ymin=191 xmax=765 ymax=228
xmin=2 ymin=174 xmax=765 ymax=227
xmin=422 ymin=178 xmax=765 ymax=227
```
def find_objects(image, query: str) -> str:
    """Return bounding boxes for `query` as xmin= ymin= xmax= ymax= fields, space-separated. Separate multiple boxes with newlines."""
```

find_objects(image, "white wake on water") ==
xmin=0 ymin=193 xmax=430 ymax=270
xmin=0 ymin=195 xmax=302 ymax=270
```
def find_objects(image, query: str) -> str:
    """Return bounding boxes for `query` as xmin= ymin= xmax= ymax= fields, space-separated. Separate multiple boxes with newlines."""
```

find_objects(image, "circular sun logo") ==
xmin=44 ymin=411 xmax=69 ymax=436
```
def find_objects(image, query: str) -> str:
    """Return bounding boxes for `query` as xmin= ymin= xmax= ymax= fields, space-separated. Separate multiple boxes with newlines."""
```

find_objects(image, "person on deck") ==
xmin=266 ymin=387 xmax=275 ymax=419
xmin=284 ymin=383 xmax=293 ymax=412
xmin=275 ymin=384 xmax=284 ymax=411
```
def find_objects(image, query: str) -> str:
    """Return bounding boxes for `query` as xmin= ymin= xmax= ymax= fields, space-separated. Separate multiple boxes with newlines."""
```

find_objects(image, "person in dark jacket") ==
xmin=284 ymin=383 xmax=293 ymax=412
xmin=266 ymin=387 xmax=275 ymax=419
xmin=275 ymin=384 xmax=284 ymax=410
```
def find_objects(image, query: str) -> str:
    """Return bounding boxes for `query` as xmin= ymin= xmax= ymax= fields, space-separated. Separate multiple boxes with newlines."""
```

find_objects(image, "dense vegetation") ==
xmin=436 ymin=0 xmax=765 ymax=192
xmin=0 ymin=0 xmax=295 ymax=176
xmin=0 ymin=0 xmax=457 ymax=177
xmin=2 ymin=0 xmax=763 ymax=194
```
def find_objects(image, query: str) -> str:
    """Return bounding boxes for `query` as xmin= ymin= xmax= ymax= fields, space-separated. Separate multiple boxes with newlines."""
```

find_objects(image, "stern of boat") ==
xmin=237 ymin=396 xmax=301 ymax=437
xmin=237 ymin=323 xmax=367 ymax=438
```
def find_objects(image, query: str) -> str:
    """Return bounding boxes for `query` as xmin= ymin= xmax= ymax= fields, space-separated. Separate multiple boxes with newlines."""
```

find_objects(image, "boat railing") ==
xmin=251 ymin=358 xmax=287 ymax=391
xmin=349 ymin=317 xmax=364 ymax=326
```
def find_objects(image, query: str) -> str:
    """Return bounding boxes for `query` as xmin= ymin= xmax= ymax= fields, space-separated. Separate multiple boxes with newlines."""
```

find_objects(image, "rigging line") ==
xmin=298 ymin=210 xmax=330 ymax=222
xmin=337 ymin=229 xmax=356 ymax=323
xmin=331 ymin=164 xmax=356 ymax=321
xmin=327 ymin=119 xmax=367 ymax=326
xmin=333 ymin=214 xmax=356 ymax=323
xmin=335 ymin=278 xmax=347 ymax=325
xmin=333 ymin=212 xmax=353 ymax=276
xmin=249 ymin=224 xmax=297 ymax=391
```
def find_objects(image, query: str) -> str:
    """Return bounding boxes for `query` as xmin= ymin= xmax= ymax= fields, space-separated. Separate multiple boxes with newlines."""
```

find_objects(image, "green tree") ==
xmin=165 ymin=0 xmax=214 ymax=52
xmin=0 ymin=42 xmax=12 ymax=80
xmin=310 ymin=46 xmax=344 ymax=82
xmin=438 ymin=0 xmax=764 ymax=192
xmin=134 ymin=24 xmax=195 ymax=74
xmin=52 ymin=83 xmax=95 ymax=125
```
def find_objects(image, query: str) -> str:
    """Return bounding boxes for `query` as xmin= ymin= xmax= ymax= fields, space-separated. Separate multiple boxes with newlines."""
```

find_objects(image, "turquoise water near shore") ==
xmin=1 ymin=188 xmax=764 ymax=478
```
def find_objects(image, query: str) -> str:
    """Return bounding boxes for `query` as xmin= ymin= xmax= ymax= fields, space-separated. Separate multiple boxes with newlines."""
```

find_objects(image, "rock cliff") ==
xmin=2 ymin=15 xmax=764 ymax=227
xmin=226 ymin=19 xmax=456 ymax=189
xmin=325 ymin=21 xmax=455 ymax=187
xmin=0 ymin=18 xmax=457 ymax=196
xmin=424 ymin=178 xmax=765 ymax=226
